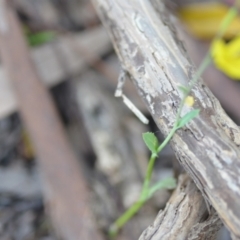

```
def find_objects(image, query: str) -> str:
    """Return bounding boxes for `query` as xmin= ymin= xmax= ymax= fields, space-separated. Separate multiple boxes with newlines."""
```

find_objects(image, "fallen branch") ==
xmin=139 ymin=174 xmax=222 ymax=240
xmin=91 ymin=0 xmax=240 ymax=238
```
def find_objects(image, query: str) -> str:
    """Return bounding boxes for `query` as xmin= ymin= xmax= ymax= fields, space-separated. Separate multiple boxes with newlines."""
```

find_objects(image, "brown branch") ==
xmin=91 ymin=0 xmax=240 ymax=238
xmin=0 ymin=1 xmax=102 ymax=240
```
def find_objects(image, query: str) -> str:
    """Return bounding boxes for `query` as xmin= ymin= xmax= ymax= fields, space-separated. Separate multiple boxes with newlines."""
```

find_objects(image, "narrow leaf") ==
xmin=178 ymin=85 xmax=189 ymax=95
xmin=142 ymin=132 xmax=158 ymax=154
xmin=177 ymin=109 xmax=200 ymax=129
xmin=27 ymin=31 xmax=55 ymax=46
xmin=147 ymin=177 xmax=176 ymax=199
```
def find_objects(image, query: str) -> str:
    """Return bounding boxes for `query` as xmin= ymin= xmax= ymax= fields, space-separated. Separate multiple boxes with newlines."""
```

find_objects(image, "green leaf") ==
xmin=27 ymin=31 xmax=55 ymax=47
xmin=177 ymin=109 xmax=200 ymax=129
xmin=147 ymin=177 xmax=176 ymax=199
xmin=178 ymin=85 xmax=189 ymax=95
xmin=142 ymin=132 xmax=158 ymax=154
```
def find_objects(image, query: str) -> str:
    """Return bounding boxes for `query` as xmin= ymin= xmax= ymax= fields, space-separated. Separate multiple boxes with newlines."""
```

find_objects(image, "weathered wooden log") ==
xmin=91 ymin=0 xmax=240 ymax=238
xmin=139 ymin=174 xmax=222 ymax=240
xmin=0 ymin=1 xmax=103 ymax=239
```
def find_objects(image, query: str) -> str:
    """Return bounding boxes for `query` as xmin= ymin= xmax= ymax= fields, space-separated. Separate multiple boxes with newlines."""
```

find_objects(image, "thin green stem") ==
xmin=175 ymin=53 xmax=212 ymax=125
xmin=110 ymin=123 xmax=179 ymax=237
xmin=216 ymin=4 xmax=239 ymax=39
xmin=175 ymin=1 xmax=238 ymax=123
xmin=141 ymin=125 xmax=178 ymax=200
xmin=157 ymin=126 xmax=178 ymax=153
xmin=141 ymin=153 xmax=156 ymax=199
xmin=175 ymin=0 xmax=239 ymax=129
xmin=189 ymin=53 xmax=212 ymax=88
xmin=109 ymin=199 xmax=146 ymax=238
xmin=108 ymin=52 xmax=210 ymax=235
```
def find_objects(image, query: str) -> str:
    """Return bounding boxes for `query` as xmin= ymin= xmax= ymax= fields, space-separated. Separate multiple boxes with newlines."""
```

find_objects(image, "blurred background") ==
xmin=0 ymin=0 xmax=239 ymax=239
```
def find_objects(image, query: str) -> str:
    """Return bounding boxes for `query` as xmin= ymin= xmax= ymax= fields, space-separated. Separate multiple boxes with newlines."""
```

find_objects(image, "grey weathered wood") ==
xmin=91 ymin=0 xmax=240 ymax=238
xmin=139 ymin=175 xmax=222 ymax=240
xmin=0 ymin=26 xmax=111 ymax=119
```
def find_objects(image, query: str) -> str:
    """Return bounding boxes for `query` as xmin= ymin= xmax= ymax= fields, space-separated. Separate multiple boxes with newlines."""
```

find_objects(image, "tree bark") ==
xmin=91 ymin=0 xmax=240 ymax=238
xmin=139 ymin=175 xmax=222 ymax=240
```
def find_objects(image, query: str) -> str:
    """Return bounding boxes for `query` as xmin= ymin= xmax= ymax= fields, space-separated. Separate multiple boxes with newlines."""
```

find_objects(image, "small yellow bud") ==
xmin=185 ymin=96 xmax=194 ymax=107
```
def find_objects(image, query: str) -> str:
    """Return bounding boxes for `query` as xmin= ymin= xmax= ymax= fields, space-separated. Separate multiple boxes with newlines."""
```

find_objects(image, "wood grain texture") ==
xmin=139 ymin=175 xmax=222 ymax=240
xmin=91 ymin=0 xmax=240 ymax=238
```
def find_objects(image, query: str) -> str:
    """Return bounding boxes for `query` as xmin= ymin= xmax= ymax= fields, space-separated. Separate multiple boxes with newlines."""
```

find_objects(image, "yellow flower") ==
xmin=185 ymin=96 xmax=194 ymax=107
xmin=178 ymin=2 xmax=240 ymax=40
xmin=211 ymin=36 xmax=240 ymax=80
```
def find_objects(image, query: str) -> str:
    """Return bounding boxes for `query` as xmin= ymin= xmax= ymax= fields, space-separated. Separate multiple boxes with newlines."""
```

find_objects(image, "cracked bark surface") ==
xmin=91 ymin=0 xmax=240 ymax=238
xmin=139 ymin=175 xmax=222 ymax=240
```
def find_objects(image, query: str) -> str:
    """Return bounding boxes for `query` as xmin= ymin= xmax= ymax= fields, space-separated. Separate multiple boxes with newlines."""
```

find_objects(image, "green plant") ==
xmin=109 ymin=102 xmax=200 ymax=238
xmin=24 ymin=26 xmax=55 ymax=47
xmin=109 ymin=2 xmax=239 ymax=238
